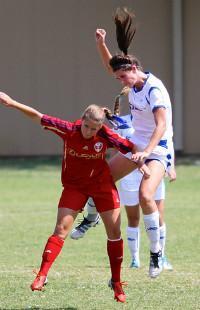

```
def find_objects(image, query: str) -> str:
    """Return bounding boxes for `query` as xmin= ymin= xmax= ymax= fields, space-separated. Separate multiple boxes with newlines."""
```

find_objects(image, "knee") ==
xmin=128 ymin=215 xmax=140 ymax=227
xmin=54 ymin=224 xmax=69 ymax=240
xmin=139 ymin=190 xmax=153 ymax=208
xmin=107 ymin=227 xmax=121 ymax=240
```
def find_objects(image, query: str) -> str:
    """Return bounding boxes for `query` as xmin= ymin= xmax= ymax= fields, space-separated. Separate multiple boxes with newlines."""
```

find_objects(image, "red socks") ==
xmin=39 ymin=235 xmax=64 ymax=276
xmin=107 ymin=238 xmax=123 ymax=282
xmin=38 ymin=235 xmax=123 ymax=282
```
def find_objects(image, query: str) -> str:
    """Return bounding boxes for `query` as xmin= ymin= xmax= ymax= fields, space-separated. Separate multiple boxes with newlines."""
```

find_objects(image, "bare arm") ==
xmin=144 ymin=108 xmax=166 ymax=154
xmin=95 ymin=29 xmax=113 ymax=74
xmin=0 ymin=92 xmax=43 ymax=123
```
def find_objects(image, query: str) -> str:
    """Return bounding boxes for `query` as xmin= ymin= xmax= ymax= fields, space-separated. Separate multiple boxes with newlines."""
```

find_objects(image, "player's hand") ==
xmin=168 ymin=167 xmax=177 ymax=182
xmin=132 ymin=151 xmax=149 ymax=162
xmin=95 ymin=29 xmax=106 ymax=44
xmin=0 ymin=92 xmax=14 ymax=107
xmin=139 ymin=162 xmax=151 ymax=178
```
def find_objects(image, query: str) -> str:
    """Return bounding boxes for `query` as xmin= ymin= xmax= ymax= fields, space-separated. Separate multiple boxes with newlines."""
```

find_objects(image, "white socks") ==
xmin=143 ymin=211 xmax=160 ymax=253
xmin=159 ymin=223 xmax=166 ymax=256
xmin=126 ymin=226 xmax=140 ymax=261
xmin=86 ymin=197 xmax=99 ymax=222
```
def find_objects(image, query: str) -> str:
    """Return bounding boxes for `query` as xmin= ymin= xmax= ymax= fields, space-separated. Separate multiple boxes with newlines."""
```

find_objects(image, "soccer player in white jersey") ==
xmin=71 ymin=113 xmax=175 ymax=271
xmin=92 ymin=8 xmax=175 ymax=278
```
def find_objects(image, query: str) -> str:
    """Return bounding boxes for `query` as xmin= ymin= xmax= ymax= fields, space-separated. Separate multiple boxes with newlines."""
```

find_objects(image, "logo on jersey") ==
xmin=130 ymin=104 xmax=144 ymax=111
xmin=94 ymin=142 xmax=103 ymax=153
xmin=66 ymin=147 xmax=102 ymax=159
xmin=82 ymin=145 xmax=88 ymax=150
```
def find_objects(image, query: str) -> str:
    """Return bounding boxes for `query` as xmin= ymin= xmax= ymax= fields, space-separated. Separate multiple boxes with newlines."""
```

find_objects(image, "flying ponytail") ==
xmin=109 ymin=8 xmax=142 ymax=72
xmin=114 ymin=7 xmax=136 ymax=55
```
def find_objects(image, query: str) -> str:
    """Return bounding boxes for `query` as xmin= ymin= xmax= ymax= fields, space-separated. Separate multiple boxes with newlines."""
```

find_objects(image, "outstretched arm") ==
xmin=0 ymin=92 xmax=43 ymax=123
xmin=95 ymin=29 xmax=113 ymax=74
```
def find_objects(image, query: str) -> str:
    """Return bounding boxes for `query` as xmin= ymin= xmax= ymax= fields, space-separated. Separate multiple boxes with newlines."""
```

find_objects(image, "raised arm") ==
xmin=0 ymin=92 xmax=43 ymax=123
xmin=95 ymin=29 xmax=113 ymax=74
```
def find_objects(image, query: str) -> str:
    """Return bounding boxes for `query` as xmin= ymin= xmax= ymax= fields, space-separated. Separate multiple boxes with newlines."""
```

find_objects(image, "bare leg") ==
xmin=108 ymin=152 xmax=138 ymax=182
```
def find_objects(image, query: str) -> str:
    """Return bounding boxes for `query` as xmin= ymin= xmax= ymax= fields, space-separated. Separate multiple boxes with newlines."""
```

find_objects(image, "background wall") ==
xmin=183 ymin=0 xmax=200 ymax=154
xmin=0 ymin=0 xmax=199 ymax=155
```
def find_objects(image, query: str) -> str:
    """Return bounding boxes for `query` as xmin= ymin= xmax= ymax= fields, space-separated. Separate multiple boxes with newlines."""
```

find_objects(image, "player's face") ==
xmin=114 ymin=67 xmax=138 ymax=87
xmin=81 ymin=119 xmax=102 ymax=139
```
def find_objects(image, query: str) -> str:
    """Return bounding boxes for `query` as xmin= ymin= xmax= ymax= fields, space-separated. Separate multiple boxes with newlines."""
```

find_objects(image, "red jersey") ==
xmin=41 ymin=115 xmax=134 ymax=188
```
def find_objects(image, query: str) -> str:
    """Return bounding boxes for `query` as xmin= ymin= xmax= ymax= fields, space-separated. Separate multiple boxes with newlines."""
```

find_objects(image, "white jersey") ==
xmin=128 ymin=72 xmax=173 ymax=156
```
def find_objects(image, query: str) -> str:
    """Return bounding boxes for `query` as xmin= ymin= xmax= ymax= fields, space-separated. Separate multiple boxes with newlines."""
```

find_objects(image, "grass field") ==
xmin=0 ymin=157 xmax=200 ymax=310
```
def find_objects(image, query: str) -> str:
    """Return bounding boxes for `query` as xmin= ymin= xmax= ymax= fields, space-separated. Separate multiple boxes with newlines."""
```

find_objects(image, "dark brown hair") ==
xmin=109 ymin=8 xmax=142 ymax=72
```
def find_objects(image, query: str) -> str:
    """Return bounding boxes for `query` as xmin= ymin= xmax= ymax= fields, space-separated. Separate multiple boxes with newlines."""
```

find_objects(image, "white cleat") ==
xmin=162 ymin=256 xmax=173 ymax=271
xmin=70 ymin=215 xmax=100 ymax=240
xmin=130 ymin=258 xmax=140 ymax=269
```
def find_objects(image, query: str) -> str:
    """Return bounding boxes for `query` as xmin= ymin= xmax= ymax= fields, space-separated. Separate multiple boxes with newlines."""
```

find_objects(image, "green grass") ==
xmin=0 ymin=157 xmax=200 ymax=310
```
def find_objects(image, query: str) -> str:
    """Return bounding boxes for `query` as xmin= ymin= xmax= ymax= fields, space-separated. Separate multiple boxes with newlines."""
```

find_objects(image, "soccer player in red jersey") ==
xmin=0 ymin=92 xmax=150 ymax=303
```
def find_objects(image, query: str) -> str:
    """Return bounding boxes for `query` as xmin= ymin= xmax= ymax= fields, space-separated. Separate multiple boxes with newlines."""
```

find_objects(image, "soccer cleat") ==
xmin=108 ymin=279 xmax=126 ymax=303
xmin=149 ymin=250 xmax=163 ymax=278
xmin=70 ymin=214 xmax=100 ymax=240
xmin=30 ymin=273 xmax=48 ymax=291
xmin=162 ymin=256 xmax=173 ymax=271
xmin=130 ymin=257 xmax=140 ymax=269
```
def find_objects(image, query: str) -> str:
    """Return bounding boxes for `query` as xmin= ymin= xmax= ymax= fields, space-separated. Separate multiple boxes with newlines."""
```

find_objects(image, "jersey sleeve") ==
xmin=148 ymin=87 xmax=167 ymax=112
xmin=100 ymin=125 xmax=134 ymax=154
xmin=41 ymin=114 xmax=74 ymax=139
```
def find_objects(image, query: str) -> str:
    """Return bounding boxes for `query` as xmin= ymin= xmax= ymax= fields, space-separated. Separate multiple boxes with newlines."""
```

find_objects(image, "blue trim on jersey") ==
xmin=133 ymin=86 xmax=143 ymax=93
xmin=158 ymin=139 xmax=168 ymax=149
xmin=133 ymin=73 xmax=150 ymax=93
xmin=145 ymin=158 xmax=160 ymax=164
xmin=148 ymin=86 xmax=160 ymax=98
xmin=118 ymin=124 xmax=131 ymax=129
xmin=152 ymin=105 xmax=166 ymax=112
xmin=167 ymin=153 xmax=172 ymax=160
xmin=145 ymin=96 xmax=150 ymax=105
xmin=109 ymin=115 xmax=131 ymax=129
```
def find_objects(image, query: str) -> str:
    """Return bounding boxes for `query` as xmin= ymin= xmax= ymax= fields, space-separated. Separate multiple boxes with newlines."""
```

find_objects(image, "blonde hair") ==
xmin=82 ymin=104 xmax=105 ymax=124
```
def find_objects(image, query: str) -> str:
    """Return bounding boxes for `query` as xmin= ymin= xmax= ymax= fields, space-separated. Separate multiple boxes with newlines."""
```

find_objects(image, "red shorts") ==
xmin=58 ymin=182 xmax=120 ymax=213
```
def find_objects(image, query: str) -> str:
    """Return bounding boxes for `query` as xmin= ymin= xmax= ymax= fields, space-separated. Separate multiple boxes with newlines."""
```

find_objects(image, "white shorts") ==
xmin=118 ymin=169 xmax=165 ymax=206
